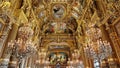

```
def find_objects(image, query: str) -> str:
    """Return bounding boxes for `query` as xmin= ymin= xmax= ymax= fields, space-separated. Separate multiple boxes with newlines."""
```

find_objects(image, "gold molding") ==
xmin=112 ymin=17 xmax=120 ymax=26
xmin=0 ymin=18 xmax=5 ymax=24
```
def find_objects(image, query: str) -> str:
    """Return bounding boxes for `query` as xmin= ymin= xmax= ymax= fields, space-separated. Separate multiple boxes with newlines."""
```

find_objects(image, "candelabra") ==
xmin=84 ymin=24 xmax=112 ymax=68
xmin=7 ymin=23 xmax=37 ymax=68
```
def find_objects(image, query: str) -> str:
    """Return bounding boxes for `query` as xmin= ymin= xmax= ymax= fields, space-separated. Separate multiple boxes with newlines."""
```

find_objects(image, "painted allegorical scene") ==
xmin=49 ymin=52 xmax=68 ymax=65
xmin=45 ymin=22 xmax=68 ymax=34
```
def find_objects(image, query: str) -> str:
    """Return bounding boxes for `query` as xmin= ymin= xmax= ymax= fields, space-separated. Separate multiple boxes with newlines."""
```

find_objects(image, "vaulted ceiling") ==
xmin=0 ymin=0 xmax=120 ymax=65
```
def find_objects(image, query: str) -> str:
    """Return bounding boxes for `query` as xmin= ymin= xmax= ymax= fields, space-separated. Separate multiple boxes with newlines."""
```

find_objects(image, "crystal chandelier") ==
xmin=18 ymin=24 xmax=34 ymax=41
xmin=84 ymin=39 xmax=112 ymax=60
xmin=7 ymin=23 xmax=37 ymax=68
xmin=7 ymin=23 xmax=37 ymax=58
xmin=84 ymin=23 xmax=112 ymax=67
xmin=86 ymin=27 xmax=102 ymax=42
xmin=8 ymin=38 xmax=37 ymax=59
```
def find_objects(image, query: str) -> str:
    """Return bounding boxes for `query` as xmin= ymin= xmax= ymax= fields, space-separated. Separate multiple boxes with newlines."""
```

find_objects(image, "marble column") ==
xmin=20 ymin=58 xmax=26 ymax=68
xmin=26 ymin=57 xmax=32 ymax=68
xmin=8 ymin=24 xmax=20 ymax=68
xmin=2 ymin=23 xmax=19 ymax=68
xmin=81 ymin=44 xmax=90 ymax=68
xmin=109 ymin=24 xmax=120 ymax=67
xmin=0 ymin=25 xmax=10 ymax=68
xmin=24 ymin=57 xmax=29 ymax=68
xmin=100 ymin=24 xmax=118 ymax=68
xmin=9 ymin=23 xmax=19 ymax=68
xmin=89 ymin=59 xmax=93 ymax=68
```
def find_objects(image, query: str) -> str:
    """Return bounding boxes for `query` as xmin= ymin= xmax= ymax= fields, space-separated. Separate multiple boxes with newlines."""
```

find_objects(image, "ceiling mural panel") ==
xmin=52 ymin=4 xmax=66 ymax=19
xmin=49 ymin=52 xmax=68 ymax=64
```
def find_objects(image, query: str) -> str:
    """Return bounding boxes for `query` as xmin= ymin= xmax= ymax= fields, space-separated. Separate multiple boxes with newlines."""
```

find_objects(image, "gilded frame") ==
xmin=50 ymin=3 xmax=67 ymax=21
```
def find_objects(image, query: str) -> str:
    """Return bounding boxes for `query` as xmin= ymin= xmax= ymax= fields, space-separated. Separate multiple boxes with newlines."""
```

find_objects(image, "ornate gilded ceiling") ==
xmin=0 ymin=0 xmax=120 ymax=65
xmin=35 ymin=0 xmax=82 ymax=61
